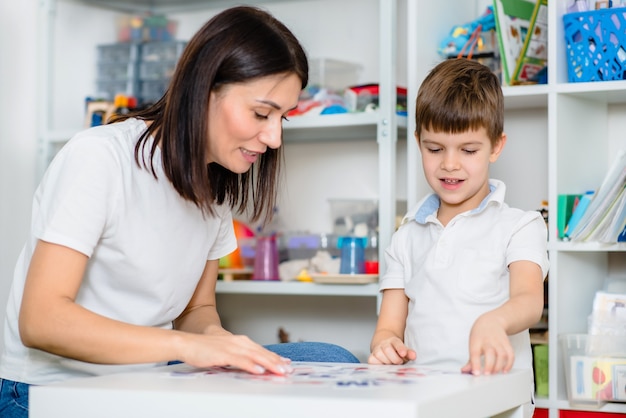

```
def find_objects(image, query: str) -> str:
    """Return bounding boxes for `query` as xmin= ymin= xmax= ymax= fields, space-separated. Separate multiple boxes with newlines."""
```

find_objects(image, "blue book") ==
xmin=563 ymin=190 xmax=595 ymax=240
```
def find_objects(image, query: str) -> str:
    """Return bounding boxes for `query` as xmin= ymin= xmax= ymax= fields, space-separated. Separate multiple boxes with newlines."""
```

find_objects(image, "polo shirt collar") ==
xmin=411 ymin=179 xmax=506 ymax=224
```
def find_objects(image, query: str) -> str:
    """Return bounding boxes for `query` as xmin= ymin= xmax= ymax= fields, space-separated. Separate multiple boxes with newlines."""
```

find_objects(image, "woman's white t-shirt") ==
xmin=0 ymin=118 xmax=237 ymax=384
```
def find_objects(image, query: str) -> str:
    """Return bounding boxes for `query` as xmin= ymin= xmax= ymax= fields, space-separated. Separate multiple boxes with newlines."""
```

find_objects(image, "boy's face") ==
xmin=418 ymin=127 xmax=506 ymax=219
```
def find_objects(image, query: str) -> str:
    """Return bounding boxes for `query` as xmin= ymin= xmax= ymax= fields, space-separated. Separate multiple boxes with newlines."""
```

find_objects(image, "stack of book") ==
xmin=492 ymin=0 xmax=548 ymax=86
xmin=562 ymin=149 xmax=626 ymax=243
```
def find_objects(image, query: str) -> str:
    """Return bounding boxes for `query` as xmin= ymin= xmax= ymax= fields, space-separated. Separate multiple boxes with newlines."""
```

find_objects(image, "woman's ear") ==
xmin=489 ymin=133 xmax=507 ymax=163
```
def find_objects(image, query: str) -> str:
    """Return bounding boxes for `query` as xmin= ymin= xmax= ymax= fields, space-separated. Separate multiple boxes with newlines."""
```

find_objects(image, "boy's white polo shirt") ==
xmin=380 ymin=179 xmax=549 ymax=372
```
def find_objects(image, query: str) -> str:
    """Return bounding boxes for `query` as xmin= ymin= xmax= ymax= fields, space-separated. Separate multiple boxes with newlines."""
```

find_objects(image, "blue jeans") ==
xmin=0 ymin=378 xmax=29 ymax=418
xmin=265 ymin=341 xmax=360 ymax=363
xmin=0 ymin=342 xmax=359 ymax=416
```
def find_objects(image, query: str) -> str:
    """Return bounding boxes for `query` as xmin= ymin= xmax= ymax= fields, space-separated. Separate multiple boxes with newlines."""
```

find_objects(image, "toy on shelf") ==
xmin=218 ymin=219 xmax=256 ymax=280
xmin=438 ymin=6 xmax=497 ymax=59
xmin=438 ymin=7 xmax=501 ymax=81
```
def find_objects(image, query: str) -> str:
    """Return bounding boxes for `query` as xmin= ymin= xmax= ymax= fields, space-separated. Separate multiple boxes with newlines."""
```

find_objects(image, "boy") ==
xmin=369 ymin=59 xmax=549 ymax=416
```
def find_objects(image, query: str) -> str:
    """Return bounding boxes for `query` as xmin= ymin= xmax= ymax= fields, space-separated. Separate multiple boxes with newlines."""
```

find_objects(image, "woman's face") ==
xmin=206 ymin=73 xmax=301 ymax=173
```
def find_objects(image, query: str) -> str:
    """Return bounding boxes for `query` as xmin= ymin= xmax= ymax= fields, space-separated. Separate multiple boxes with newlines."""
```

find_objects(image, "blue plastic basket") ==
xmin=563 ymin=8 xmax=626 ymax=82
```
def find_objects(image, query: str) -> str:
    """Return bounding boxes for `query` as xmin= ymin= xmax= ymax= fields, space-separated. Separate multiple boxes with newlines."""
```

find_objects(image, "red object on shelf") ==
xmin=533 ymin=408 xmax=548 ymax=418
xmin=346 ymin=84 xmax=407 ymax=97
xmin=364 ymin=260 xmax=379 ymax=274
xmin=560 ymin=410 xmax=626 ymax=418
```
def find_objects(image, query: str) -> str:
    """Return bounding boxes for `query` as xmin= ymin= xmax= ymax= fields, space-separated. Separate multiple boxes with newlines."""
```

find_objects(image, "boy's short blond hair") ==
xmin=415 ymin=59 xmax=504 ymax=147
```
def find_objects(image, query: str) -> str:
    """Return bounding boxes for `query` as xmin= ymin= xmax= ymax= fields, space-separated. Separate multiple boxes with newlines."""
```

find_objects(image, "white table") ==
xmin=30 ymin=362 xmax=531 ymax=418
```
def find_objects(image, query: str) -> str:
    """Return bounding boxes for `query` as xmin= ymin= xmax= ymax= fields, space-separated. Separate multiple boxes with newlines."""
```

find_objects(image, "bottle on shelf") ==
xmin=364 ymin=232 xmax=379 ymax=275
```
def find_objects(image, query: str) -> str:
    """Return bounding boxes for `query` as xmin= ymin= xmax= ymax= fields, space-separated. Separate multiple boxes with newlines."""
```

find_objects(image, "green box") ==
xmin=534 ymin=344 xmax=549 ymax=397
xmin=557 ymin=194 xmax=581 ymax=239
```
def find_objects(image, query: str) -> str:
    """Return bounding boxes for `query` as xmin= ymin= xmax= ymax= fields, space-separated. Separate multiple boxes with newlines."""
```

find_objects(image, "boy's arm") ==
xmin=368 ymin=288 xmax=416 ymax=364
xmin=462 ymin=260 xmax=544 ymax=375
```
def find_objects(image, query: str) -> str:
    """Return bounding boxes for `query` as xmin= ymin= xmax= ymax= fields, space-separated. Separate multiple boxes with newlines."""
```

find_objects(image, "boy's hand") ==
xmin=460 ymin=314 xmax=514 ymax=375
xmin=368 ymin=337 xmax=416 ymax=365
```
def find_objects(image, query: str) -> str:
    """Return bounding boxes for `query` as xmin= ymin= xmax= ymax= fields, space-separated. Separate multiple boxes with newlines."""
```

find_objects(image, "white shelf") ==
xmin=78 ymin=0 xmax=294 ymax=13
xmin=549 ymin=241 xmax=626 ymax=252
xmin=284 ymin=111 xmax=406 ymax=141
xmin=553 ymin=399 xmax=626 ymax=415
xmin=287 ymin=111 xmax=378 ymax=129
xmin=42 ymin=111 xmax=400 ymax=150
xmin=555 ymin=79 xmax=626 ymax=103
xmin=216 ymin=280 xmax=379 ymax=297
xmin=501 ymin=84 xmax=549 ymax=109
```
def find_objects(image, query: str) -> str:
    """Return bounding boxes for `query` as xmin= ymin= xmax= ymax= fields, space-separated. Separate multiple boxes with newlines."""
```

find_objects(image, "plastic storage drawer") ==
xmin=97 ymin=62 xmax=136 ymax=81
xmin=140 ymin=41 xmax=186 ymax=62
xmin=139 ymin=80 xmax=170 ymax=102
xmin=139 ymin=61 xmax=177 ymax=80
xmin=97 ymin=43 xmax=139 ymax=63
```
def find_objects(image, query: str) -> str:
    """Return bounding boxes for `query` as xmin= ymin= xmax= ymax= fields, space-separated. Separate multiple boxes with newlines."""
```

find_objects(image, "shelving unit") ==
xmin=405 ymin=2 xmax=626 ymax=417
xmin=38 ymin=0 xmax=401 ymax=264
xmin=37 ymin=0 xmax=400 ymax=361
xmin=547 ymin=2 xmax=625 ymax=416
xmin=36 ymin=0 xmax=626 ymax=415
xmin=216 ymin=280 xmax=379 ymax=297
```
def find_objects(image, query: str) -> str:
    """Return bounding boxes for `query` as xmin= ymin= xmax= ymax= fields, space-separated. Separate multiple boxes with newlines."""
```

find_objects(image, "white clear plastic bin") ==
xmin=285 ymin=233 xmax=340 ymax=260
xmin=560 ymin=333 xmax=626 ymax=407
xmin=97 ymin=43 xmax=139 ymax=62
xmin=96 ymin=80 xmax=135 ymax=100
xmin=139 ymin=61 xmax=177 ymax=80
xmin=140 ymin=41 xmax=187 ymax=62
xmin=97 ymin=62 xmax=136 ymax=81
xmin=309 ymin=58 xmax=362 ymax=92
xmin=139 ymin=80 xmax=170 ymax=102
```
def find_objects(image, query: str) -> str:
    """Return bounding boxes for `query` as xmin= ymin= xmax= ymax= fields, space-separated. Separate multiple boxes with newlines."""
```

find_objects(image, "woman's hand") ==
xmin=19 ymin=242 xmax=291 ymax=376
xmin=176 ymin=332 xmax=293 ymax=375
xmin=173 ymin=260 xmax=292 ymax=375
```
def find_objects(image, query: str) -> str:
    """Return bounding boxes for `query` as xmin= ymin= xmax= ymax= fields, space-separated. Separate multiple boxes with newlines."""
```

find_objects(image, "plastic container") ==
xmin=97 ymin=62 xmax=136 ymax=81
xmin=97 ymin=43 xmax=139 ymax=62
xmin=285 ymin=234 xmax=320 ymax=261
xmin=139 ymin=80 xmax=170 ymax=103
xmin=96 ymin=80 xmax=135 ymax=101
xmin=338 ymin=236 xmax=366 ymax=275
xmin=328 ymin=199 xmax=378 ymax=237
xmin=559 ymin=334 xmax=626 ymax=407
xmin=309 ymin=58 xmax=362 ymax=91
xmin=563 ymin=8 xmax=626 ymax=82
xmin=140 ymin=41 xmax=187 ymax=62
xmin=252 ymin=235 xmax=280 ymax=281
xmin=139 ymin=61 xmax=177 ymax=80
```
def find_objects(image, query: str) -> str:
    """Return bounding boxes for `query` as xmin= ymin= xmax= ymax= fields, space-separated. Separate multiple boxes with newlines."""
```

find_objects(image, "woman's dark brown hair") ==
xmin=117 ymin=6 xmax=308 ymax=225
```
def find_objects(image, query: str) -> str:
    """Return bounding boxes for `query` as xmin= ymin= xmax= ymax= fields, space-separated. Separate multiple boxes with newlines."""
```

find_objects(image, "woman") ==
xmin=0 ymin=6 xmax=358 ymax=417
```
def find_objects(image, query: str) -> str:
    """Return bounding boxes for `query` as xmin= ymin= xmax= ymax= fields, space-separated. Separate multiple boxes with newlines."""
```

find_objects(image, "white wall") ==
xmin=0 ymin=1 xmax=40 ymax=354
